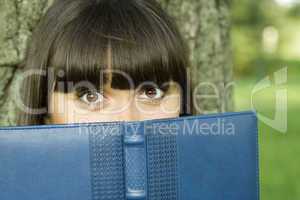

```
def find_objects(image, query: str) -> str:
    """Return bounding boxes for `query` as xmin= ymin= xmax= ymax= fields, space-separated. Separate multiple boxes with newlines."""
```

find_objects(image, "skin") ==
xmin=45 ymin=80 xmax=182 ymax=124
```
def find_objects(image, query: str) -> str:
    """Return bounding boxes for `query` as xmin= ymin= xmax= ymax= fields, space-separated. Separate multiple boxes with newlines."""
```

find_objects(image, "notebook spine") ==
xmin=124 ymin=132 xmax=147 ymax=200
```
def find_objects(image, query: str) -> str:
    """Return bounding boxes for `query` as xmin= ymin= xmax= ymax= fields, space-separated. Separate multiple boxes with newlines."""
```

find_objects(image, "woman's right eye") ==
xmin=79 ymin=91 xmax=104 ymax=105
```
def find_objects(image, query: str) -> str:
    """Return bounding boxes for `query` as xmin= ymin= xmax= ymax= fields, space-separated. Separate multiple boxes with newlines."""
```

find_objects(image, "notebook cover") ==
xmin=0 ymin=111 xmax=259 ymax=200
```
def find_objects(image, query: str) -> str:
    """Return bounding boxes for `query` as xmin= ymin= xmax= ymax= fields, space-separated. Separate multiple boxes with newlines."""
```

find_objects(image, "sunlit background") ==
xmin=231 ymin=0 xmax=300 ymax=199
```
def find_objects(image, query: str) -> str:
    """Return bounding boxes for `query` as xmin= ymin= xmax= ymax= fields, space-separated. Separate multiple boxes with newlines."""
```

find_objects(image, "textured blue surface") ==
xmin=176 ymin=112 xmax=259 ymax=200
xmin=146 ymin=132 xmax=178 ymax=200
xmin=89 ymin=123 xmax=125 ymax=200
xmin=0 ymin=111 xmax=259 ymax=200
xmin=0 ymin=126 xmax=91 ymax=200
xmin=123 ymin=121 xmax=147 ymax=199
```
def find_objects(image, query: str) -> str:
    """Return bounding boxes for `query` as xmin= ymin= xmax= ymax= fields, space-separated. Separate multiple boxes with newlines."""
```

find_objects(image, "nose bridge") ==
xmin=119 ymin=96 xmax=140 ymax=122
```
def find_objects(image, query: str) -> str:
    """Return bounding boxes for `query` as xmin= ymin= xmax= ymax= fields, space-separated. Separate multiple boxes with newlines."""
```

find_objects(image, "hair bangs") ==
xmin=48 ymin=7 xmax=111 ymax=92
xmin=48 ymin=0 xmax=188 ymax=93
xmin=105 ymin=0 xmax=188 ymax=90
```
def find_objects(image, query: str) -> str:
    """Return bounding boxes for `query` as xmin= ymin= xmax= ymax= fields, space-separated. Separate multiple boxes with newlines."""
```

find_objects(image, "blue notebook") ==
xmin=0 ymin=111 xmax=259 ymax=200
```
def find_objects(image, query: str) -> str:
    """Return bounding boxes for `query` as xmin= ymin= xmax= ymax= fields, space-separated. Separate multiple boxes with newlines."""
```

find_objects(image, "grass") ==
xmin=234 ymin=70 xmax=300 ymax=200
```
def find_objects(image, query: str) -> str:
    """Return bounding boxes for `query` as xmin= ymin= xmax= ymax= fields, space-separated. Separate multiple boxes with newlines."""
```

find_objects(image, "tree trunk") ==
xmin=0 ymin=0 xmax=234 ymax=125
xmin=0 ymin=0 xmax=53 ymax=125
xmin=159 ymin=0 xmax=234 ymax=115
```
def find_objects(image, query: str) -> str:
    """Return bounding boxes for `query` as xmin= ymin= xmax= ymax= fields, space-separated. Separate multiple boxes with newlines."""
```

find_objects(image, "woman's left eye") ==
xmin=138 ymin=86 xmax=165 ymax=100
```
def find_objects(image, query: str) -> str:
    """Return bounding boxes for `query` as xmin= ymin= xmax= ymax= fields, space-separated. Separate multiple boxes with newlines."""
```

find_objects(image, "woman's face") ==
xmin=46 ymin=80 xmax=181 ymax=124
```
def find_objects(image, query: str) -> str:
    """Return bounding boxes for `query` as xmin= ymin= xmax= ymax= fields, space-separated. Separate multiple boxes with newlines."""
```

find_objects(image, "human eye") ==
xmin=80 ymin=91 xmax=104 ymax=104
xmin=137 ymin=85 xmax=166 ymax=102
xmin=75 ymin=87 xmax=106 ymax=109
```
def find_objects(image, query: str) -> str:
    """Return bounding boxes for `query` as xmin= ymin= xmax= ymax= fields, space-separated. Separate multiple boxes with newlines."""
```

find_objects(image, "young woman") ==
xmin=16 ymin=0 xmax=192 ymax=125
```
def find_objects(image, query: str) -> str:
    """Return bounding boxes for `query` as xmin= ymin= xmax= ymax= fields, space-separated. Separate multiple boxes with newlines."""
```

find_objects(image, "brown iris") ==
xmin=145 ymin=87 xmax=157 ymax=98
xmin=86 ymin=91 xmax=98 ymax=102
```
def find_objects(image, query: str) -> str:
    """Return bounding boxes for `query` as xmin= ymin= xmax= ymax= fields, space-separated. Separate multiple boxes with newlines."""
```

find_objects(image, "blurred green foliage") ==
xmin=235 ymin=70 xmax=300 ymax=200
xmin=231 ymin=0 xmax=300 ymax=77
xmin=232 ymin=1 xmax=300 ymax=199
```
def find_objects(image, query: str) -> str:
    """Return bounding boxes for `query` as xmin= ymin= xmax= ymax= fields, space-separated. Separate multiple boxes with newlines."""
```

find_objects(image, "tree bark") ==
xmin=159 ymin=0 xmax=234 ymax=115
xmin=0 ymin=0 xmax=53 ymax=125
xmin=0 ymin=0 xmax=234 ymax=125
